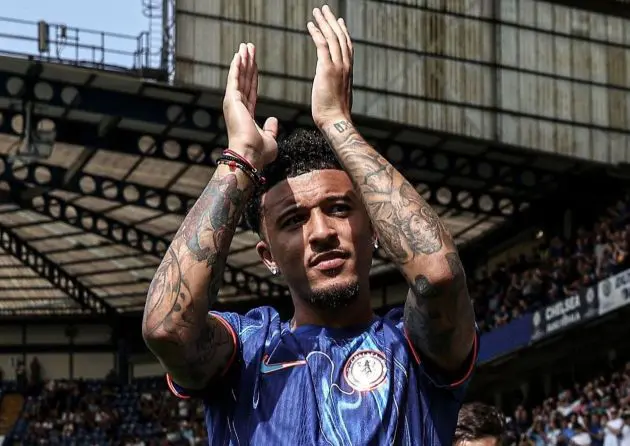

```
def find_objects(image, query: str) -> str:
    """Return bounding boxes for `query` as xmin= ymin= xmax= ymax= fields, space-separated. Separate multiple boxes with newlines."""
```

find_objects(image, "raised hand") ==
xmin=222 ymin=43 xmax=278 ymax=168
xmin=307 ymin=5 xmax=353 ymax=128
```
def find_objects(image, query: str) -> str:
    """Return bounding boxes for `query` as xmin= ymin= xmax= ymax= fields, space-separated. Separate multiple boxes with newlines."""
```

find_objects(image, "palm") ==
xmin=223 ymin=43 xmax=278 ymax=166
xmin=234 ymin=94 xmax=275 ymax=149
xmin=307 ymin=7 xmax=354 ymax=128
xmin=311 ymin=62 xmax=335 ymax=117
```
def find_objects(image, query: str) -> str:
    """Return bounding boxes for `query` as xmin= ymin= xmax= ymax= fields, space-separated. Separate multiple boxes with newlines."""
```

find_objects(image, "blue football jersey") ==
xmin=167 ymin=306 xmax=479 ymax=445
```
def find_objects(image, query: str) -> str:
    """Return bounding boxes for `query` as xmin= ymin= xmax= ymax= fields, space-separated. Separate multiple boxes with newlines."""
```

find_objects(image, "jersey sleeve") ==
xmin=387 ymin=308 xmax=479 ymax=398
xmin=166 ymin=306 xmax=279 ymax=399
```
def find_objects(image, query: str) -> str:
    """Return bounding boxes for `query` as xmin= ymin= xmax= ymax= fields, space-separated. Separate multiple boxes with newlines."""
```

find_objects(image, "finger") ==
xmin=263 ymin=117 xmax=279 ymax=140
xmin=225 ymin=52 xmax=241 ymax=95
xmin=238 ymin=43 xmax=250 ymax=98
xmin=322 ymin=5 xmax=349 ymax=66
xmin=337 ymin=18 xmax=353 ymax=62
xmin=313 ymin=7 xmax=342 ymax=64
xmin=244 ymin=43 xmax=255 ymax=99
xmin=338 ymin=18 xmax=354 ymax=110
xmin=307 ymin=21 xmax=332 ymax=65
xmin=247 ymin=43 xmax=258 ymax=116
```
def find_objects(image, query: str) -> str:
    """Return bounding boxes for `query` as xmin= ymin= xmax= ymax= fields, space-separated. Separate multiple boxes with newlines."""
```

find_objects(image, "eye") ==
xmin=329 ymin=203 xmax=351 ymax=215
xmin=281 ymin=214 xmax=304 ymax=229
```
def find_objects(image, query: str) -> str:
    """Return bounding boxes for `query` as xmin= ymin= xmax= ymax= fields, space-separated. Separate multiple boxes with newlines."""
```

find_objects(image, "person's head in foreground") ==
xmin=245 ymin=128 xmax=375 ymax=325
xmin=454 ymin=402 xmax=506 ymax=446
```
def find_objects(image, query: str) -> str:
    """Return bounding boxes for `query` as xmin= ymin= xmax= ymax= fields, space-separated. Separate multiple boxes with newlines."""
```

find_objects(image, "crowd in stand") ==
xmin=1 ymin=368 xmax=207 ymax=445
xmin=2 ymin=358 xmax=629 ymax=445
xmin=506 ymin=360 xmax=630 ymax=446
xmin=471 ymin=196 xmax=630 ymax=333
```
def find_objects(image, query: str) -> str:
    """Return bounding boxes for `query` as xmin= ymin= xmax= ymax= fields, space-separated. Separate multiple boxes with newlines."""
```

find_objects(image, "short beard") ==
xmin=302 ymin=280 xmax=360 ymax=310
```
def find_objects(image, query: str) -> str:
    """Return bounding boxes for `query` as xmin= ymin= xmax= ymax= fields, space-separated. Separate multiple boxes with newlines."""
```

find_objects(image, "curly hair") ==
xmin=243 ymin=128 xmax=343 ymax=235
xmin=454 ymin=402 xmax=506 ymax=445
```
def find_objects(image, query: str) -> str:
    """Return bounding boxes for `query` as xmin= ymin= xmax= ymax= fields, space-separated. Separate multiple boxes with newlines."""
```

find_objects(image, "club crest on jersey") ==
xmin=343 ymin=350 xmax=387 ymax=392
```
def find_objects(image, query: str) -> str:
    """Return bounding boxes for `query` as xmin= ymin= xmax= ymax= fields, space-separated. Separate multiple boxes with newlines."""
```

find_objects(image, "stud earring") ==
xmin=373 ymin=239 xmax=379 ymax=250
xmin=270 ymin=265 xmax=278 ymax=275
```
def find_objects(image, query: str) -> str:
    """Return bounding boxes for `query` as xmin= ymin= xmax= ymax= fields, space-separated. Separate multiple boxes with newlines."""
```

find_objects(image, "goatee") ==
xmin=303 ymin=280 xmax=360 ymax=310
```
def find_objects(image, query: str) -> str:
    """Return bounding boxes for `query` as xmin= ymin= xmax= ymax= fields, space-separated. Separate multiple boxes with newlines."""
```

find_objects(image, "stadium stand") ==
xmin=0 ymin=194 xmax=628 ymax=445
xmin=0 ymin=163 xmax=626 ymax=446
xmin=0 ymin=197 xmax=627 ymax=446
xmin=473 ymin=195 xmax=630 ymax=334
xmin=0 ymin=358 xmax=628 ymax=446
xmin=1 ymin=376 xmax=207 ymax=445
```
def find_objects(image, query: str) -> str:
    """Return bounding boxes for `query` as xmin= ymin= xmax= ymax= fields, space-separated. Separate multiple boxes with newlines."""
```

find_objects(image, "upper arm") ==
xmin=150 ymin=313 xmax=238 ymax=393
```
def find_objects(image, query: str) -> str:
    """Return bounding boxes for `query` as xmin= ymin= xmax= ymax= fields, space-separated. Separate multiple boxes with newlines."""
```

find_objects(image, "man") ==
xmin=454 ymin=402 xmax=506 ymax=445
xmin=142 ymin=5 xmax=477 ymax=445
xmin=604 ymin=407 xmax=623 ymax=446
xmin=621 ymin=410 xmax=630 ymax=446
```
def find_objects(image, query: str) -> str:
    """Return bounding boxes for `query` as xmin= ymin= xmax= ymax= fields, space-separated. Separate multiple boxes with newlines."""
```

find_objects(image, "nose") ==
xmin=307 ymin=210 xmax=338 ymax=249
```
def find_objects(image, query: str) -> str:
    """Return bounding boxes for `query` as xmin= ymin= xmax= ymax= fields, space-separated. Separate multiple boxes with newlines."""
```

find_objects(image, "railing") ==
xmin=0 ymin=16 xmax=163 ymax=76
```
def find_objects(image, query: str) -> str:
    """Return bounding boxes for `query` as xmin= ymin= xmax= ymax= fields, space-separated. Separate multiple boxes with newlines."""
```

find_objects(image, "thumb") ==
xmin=262 ymin=117 xmax=279 ymax=139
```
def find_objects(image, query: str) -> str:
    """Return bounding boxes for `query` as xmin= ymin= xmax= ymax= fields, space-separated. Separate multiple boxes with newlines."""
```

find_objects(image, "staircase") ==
xmin=0 ymin=393 xmax=25 ymax=437
xmin=141 ymin=0 xmax=166 ymax=70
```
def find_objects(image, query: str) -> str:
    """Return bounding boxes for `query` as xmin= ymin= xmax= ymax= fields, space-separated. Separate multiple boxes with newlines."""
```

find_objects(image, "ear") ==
xmin=256 ymin=239 xmax=277 ymax=273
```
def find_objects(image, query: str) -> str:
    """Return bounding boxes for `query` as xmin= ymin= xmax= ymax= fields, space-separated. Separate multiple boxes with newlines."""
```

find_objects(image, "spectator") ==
xmin=604 ymin=407 xmax=623 ymax=446
xmin=621 ymin=411 xmax=630 ymax=446
xmin=454 ymin=402 xmax=506 ymax=445
xmin=29 ymin=357 xmax=42 ymax=387
xmin=571 ymin=423 xmax=592 ymax=445
xmin=588 ymin=413 xmax=604 ymax=446
xmin=15 ymin=360 xmax=27 ymax=392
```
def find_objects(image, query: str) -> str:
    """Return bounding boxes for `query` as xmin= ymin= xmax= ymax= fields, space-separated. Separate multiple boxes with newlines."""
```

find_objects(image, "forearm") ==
xmin=321 ymin=119 xmax=475 ymax=369
xmin=142 ymin=164 xmax=253 ymax=385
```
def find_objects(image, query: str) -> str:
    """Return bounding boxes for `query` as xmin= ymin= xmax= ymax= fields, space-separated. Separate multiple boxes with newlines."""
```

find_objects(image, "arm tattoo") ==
xmin=142 ymin=169 xmax=253 ymax=388
xmin=184 ymin=174 xmax=246 ymax=266
xmin=321 ymin=120 xmax=450 ymax=262
xmin=322 ymin=121 xmax=475 ymax=369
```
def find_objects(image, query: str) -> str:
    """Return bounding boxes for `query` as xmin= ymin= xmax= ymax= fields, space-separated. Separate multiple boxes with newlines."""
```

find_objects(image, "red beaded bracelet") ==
xmin=222 ymin=149 xmax=257 ymax=171
xmin=216 ymin=150 xmax=266 ymax=187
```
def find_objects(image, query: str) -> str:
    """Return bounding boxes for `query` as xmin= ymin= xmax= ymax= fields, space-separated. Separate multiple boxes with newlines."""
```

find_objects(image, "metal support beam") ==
xmin=0 ymin=153 xmax=197 ymax=217
xmin=0 ymin=106 xmax=577 ymax=207
xmin=0 ymin=63 xmax=211 ymax=134
xmin=3 ymin=179 xmax=288 ymax=300
xmin=0 ymin=221 xmax=119 ymax=319
xmin=0 ymin=343 xmax=115 ymax=354
xmin=0 ymin=153 xmax=524 ymax=219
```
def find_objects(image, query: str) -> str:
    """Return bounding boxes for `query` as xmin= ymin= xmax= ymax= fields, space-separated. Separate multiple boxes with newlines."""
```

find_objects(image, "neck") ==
xmin=290 ymin=293 xmax=374 ymax=330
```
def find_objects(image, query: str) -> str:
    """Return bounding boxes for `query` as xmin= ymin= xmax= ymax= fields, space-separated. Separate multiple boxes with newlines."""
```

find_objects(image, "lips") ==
xmin=309 ymin=250 xmax=349 ymax=271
